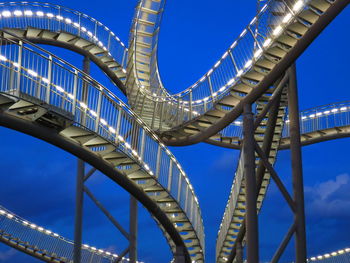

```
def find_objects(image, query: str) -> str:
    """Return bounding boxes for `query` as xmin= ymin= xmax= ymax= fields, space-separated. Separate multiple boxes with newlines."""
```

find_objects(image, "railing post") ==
xmin=72 ymin=70 xmax=78 ymax=116
xmin=15 ymin=40 xmax=23 ymax=97
xmin=287 ymin=64 xmax=307 ymax=263
xmin=243 ymin=103 xmax=259 ymax=263
xmin=94 ymin=90 xmax=102 ymax=133
xmin=189 ymin=90 xmax=193 ymax=118
xmin=45 ymin=55 xmax=52 ymax=104
xmin=167 ymin=160 xmax=173 ymax=191
xmin=155 ymin=145 xmax=161 ymax=179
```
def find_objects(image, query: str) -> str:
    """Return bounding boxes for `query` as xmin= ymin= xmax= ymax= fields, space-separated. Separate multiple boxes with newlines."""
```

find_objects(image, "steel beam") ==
xmin=243 ymin=103 xmax=259 ymax=263
xmin=287 ymin=64 xmax=307 ymax=263
xmin=129 ymin=196 xmax=138 ymax=263
xmin=73 ymin=159 xmax=85 ymax=263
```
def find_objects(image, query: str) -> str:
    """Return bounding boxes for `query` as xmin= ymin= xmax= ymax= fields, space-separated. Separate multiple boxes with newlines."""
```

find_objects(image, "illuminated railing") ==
xmin=305 ymin=247 xmax=350 ymax=262
xmin=210 ymin=101 xmax=350 ymax=144
xmin=0 ymin=2 xmax=128 ymax=72
xmin=215 ymin=150 xmax=245 ymax=261
xmin=0 ymin=33 xmax=204 ymax=254
xmin=128 ymin=0 xmax=310 ymax=129
xmin=0 ymin=205 xmax=137 ymax=263
xmin=283 ymin=101 xmax=350 ymax=137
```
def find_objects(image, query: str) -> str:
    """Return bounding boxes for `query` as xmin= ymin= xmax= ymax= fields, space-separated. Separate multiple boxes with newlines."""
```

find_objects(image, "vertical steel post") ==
xmin=73 ymin=159 xmax=84 ymax=263
xmin=236 ymin=241 xmax=244 ymax=263
xmin=243 ymin=103 xmax=259 ymax=263
xmin=130 ymin=196 xmax=138 ymax=263
xmin=287 ymin=64 xmax=307 ymax=263
xmin=174 ymin=246 xmax=186 ymax=263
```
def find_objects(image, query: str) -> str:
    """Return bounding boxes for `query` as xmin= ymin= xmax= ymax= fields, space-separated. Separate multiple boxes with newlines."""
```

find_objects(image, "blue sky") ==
xmin=0 ymin=0 xmax=349 ymax=262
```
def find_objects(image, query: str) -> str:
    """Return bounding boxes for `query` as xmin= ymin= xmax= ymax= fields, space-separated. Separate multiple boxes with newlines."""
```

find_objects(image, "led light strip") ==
xmin=0 ymin=207 xmax=145 ymax=262
xmin=0 ymin=8 xmax=127 ymax=74
xmin=308 ymin=248 xmax=350 ymax=261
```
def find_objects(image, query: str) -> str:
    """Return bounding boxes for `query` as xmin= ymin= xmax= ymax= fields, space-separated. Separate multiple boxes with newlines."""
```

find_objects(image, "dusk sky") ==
xmin=0 ymin=1 xmax=349 ymax=262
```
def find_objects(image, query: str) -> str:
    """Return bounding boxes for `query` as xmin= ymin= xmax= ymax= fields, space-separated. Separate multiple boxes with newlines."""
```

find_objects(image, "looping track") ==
xmin=0 ymin=0 xmax=348 ymax=262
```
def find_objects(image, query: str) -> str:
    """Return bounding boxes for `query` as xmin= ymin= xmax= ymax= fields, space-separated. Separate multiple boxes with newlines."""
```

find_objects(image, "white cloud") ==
xmin=305 ymin=174 xmax=350 ymax=218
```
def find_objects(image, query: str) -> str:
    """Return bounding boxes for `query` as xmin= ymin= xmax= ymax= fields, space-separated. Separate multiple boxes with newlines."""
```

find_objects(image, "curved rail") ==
xmin=306 ymin=247 xmax=350 ymax=262
xmin=206 ymin=100 xmax=350 ymax=149
xmin=0 ymin=32 xmax=204 ymax=262
xmin=0 ymin=205 xmax=137 ymax=263
xmin=0 ymin=2 xmax=128 ymax=92
xmin=281 ymin=101 xmax=350 ymax=148
xmin=127 ymin=0 xmax=348 ymax=147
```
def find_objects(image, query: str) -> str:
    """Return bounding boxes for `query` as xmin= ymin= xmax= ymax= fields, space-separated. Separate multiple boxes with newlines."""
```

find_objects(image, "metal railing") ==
xmin=210 ymin=101 xmax=350 ymax=142
xmin=283 ymin=101 xmax=350 ymax=137
xmin=215 ymin=150 xmax=245 ymax=260
xmin=0 ymin=2 xmax=128 ymax=70
xmin=0 ymin=205 xmax=136 ymax=263
xmin=128 ymin=0 xmax=310 ymax=129
xmin=303 ymin=247 xmax=350 ymax=262
xmin=0 ymin=32 xmax=204 ymax=252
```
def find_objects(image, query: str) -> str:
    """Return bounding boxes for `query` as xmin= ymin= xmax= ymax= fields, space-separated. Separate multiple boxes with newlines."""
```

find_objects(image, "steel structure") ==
xmin=0 ymin=0 xmax=348 ymax=262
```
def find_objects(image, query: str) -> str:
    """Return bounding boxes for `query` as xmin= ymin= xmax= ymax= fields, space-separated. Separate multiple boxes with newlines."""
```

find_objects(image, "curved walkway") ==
xmin=0 ymin=205 xmax=136 ymax=263
xmin=0 ymin=32 xmax=204 ymax=262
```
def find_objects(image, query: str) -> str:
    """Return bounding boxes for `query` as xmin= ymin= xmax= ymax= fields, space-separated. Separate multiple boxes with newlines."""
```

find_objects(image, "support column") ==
xmin=174 ymin=246 xmax=186 ymax=263
xmin=73 ymin=159 xmax=85 ymax=263
xmin=236 ymin=241 xmax=244 ymax=263
xmin=287 ymin=64 xmax=307 ymax=263
xmin=243 ymin=103 xmax=259 ymax=263
xmin=129 ymin=196 xmax=138 ymax=263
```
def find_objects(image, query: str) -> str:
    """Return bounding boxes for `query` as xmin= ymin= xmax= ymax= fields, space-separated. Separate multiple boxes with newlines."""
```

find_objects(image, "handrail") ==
xmin=0 ymin=205 xmax=138 ymax=263
xmin=0 ymin=31 xmax=204 ymax=255
xmin=0 ymin=2 xmax=128 ymax=70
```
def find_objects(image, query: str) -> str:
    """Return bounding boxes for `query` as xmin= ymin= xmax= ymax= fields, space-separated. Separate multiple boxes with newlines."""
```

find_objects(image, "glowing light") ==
xmin=2 ymin=11 xmax=11 ymax=17
xmin=254 ymin=49 xmax=263 ymax=58
xmin=227 ymin=78 xmax=235 ymax=86
xmin=56 ymin=15 xmax=63 ymax=20
xmin=0 ymin=55 xmax=7 ymax=61
xmin=109 ymin=127 xmax=116 ymax=133
xmin=55 ymin=86 xmax=64 ymax=92
xmin=36 ymin=11 xmax=44 ymax=17
xmin=263 ymin=38 xmax=272 ymax=48
xmin=80 ymin=102 xmax=88 ymax=109
xmin=46 ymin=13 xmax=54 ymax=18
xmin=14 ymin=10 xmax=23 ymax=16
xmin=282 ymin=13 xmax=293 ymax=23
xmin=65 ymin=18 xmax=72 ymax=24
xmin=293 ymin=0 xmax=304 ymax=12
xmin=273 ymin=25 xmax=283 ymax=36
xmin=28 ymin=69 xmax=38 ymax=77
xmin=100 ymin=118 xmax=107 ymax=125
xmin=244 ymin=60 xmax=252 ymax=69
xmin=24 ymin=10 xmax=33 ymax=16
